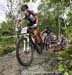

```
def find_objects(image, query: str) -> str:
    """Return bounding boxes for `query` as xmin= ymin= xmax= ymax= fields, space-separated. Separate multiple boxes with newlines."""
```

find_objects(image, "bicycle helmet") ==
xmin=21 ymin=4 xmax=28 ymax=11
xmin=46 ymin=25 xmax=49 ymax=29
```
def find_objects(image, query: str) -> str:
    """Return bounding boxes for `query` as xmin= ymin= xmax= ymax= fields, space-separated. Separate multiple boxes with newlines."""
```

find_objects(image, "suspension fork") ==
xmin=23 ymin=40 xmax=26 ymax=52
xmin=26 ymin=34 xmax=30 ymax=51
xmin=23 ymin=34 xmax=30 ymax=52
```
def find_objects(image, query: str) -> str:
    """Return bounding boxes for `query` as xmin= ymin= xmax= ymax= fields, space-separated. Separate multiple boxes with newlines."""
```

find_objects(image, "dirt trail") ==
xmin=0 ymin=50 xmax=59 ymax=75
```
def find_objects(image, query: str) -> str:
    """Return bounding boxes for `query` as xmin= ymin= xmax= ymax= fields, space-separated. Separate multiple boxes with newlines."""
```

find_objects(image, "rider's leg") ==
xmin=34 ymin=29 xmax=41 ymax=44
xmin=27 ymin=23 xmax=42 ymax=44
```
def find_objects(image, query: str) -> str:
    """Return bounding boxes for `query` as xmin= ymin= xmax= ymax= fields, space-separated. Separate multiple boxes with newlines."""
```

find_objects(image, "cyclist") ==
xmin=41 ymin=26 xmax=51 ymax=36
xmin=41 ymin=26 xmax=51 ymax=47
xmin=15 ymin=4 xmax=42 ymax=45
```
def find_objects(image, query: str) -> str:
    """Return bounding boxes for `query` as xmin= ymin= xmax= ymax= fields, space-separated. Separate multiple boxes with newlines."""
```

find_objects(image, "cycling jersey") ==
xmin=43 ymin=29 xmax=50 ymax=35
xmin=18 ymin=10 xmax=36 ymax=26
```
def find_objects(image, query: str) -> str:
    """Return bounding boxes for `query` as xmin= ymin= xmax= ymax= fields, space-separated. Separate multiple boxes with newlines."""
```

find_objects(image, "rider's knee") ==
xmin=34 ymin=29 xmax=38 ymax=36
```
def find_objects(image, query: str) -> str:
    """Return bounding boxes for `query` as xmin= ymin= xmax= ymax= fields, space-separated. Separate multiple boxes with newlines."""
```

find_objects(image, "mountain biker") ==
xmin=41 ymin=26 xmax=51 ymax=46
xmin=41 ymin=26 xmax=51 ymax=36
xmin=15 ymin=4 xmax=42 ymax=44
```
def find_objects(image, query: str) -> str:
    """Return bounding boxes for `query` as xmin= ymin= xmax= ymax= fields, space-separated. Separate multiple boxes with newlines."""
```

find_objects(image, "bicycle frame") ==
xmin=23 ymin=34 xmax=30 ymax=52
xmin=21 ymin=27 xmax=31 ymax=52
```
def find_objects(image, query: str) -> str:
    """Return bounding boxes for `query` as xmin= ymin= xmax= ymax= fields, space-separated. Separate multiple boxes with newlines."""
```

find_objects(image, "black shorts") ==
xmin=27 ymin=21 xmax=38 ymax=29
xmin=27 ymin=21 xmax=36 ymax=26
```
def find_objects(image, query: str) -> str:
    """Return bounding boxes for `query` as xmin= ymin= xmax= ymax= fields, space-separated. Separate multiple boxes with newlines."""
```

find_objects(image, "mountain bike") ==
xmin=16 ymin=26 xmax=43 ymax=66
xmin=41 ymin=33 xmax=61 ymax=51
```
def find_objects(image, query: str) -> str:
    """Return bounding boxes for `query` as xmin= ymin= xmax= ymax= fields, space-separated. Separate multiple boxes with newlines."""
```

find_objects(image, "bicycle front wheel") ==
xmin=16 ymin=37 xmax=33 ymax=66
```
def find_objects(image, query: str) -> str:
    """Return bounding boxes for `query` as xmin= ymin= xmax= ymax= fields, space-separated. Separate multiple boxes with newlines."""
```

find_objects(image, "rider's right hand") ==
xmin=15 ymin=28 xmax=18 ymax=32
xmin=28 ymin=24 xmax=38 ymax=29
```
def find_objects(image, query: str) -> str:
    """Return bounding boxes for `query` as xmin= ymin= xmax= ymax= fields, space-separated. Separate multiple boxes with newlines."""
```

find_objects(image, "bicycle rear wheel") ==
xmin=44 ymin=37 xmax=50 ymax=50
xmin=16 ymin=37 xmax=33 ymax=66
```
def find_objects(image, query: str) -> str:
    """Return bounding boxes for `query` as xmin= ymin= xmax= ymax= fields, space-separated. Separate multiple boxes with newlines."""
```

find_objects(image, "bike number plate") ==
xmin=21 ymin=27 xmax=28 ymax=34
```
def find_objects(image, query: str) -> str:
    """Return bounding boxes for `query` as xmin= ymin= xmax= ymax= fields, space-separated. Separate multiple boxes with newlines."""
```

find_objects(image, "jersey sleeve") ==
xmin=30 ymin=11 xmax=37 ymax=16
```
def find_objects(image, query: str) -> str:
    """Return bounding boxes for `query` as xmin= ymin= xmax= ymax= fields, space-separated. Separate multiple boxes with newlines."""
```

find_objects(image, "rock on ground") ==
xmin=0 ymin=50 xmax=58 ymax=75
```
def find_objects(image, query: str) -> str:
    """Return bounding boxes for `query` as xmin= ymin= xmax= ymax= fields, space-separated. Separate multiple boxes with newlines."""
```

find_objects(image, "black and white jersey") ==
xmin=18 ymin=10 xmax=36 ymax=23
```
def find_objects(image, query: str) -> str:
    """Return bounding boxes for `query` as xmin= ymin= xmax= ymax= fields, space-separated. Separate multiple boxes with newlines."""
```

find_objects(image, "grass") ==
xmin=55 ymin=46 xmax=72 ymax=74
xmin=58 ymin=46 xmax=72 ymax=59
xmin=0 ymin=37 xmax=16 ymax=56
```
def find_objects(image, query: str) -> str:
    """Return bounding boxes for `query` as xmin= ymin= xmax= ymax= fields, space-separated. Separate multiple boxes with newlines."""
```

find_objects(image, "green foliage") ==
xmin=69 ymin=71 xmax=72 ymax=75
xmin=0 ymin=22 xmax=14 ymax=36
xmin=0 ymin=37 xmax=16 ymax=56
xmin=38 ymin=0 xmax=71 ymax=35
xmin=0 ymin=21 xmax=16 ymax=56
xmin=57 ymin=63 xmax=64 ymax=72
xmin=67 ymin=46 xmax=72 ymax=55
xmin=0 ymin=47 xmax=15 ymax=56
xmin=70 ymin=38 xmax=72 ymax=44
xmin=23 ymin=0 xmax=30 ymax=2
xmin=59 ymin=46 xmax=72 ymax=59
xmin=67 ymin=9 xmax=72 ymax=25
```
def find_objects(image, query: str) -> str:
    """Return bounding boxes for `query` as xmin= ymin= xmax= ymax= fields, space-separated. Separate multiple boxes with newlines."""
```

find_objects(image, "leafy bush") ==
xmin=69 ymin=38 xmax=72 ymax=44
xmin=0 ymin=46 xmax=15 ymax=56
xmin=67 ymin=46 xmax=72 ymax=55
xmin=59 ymin=46 xmax=72 ymax=59
xmin=0 ymin=37 xmax=16 ymax=56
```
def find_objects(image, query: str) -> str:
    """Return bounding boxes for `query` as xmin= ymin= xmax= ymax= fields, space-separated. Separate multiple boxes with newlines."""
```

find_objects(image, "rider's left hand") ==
xmin=33 ymin=24 xmax=37 ymax=27
xmin=28 ymin=24 xmax=38 ymax=29
xmin=32 ymin=24 xmax=38 ymax=28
